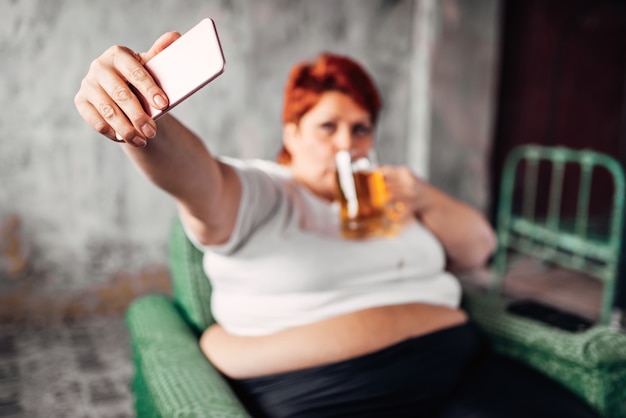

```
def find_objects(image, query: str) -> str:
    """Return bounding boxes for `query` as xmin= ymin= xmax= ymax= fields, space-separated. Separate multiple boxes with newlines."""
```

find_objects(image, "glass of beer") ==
xmin=335 ymin=149 xmax=395 ymax=239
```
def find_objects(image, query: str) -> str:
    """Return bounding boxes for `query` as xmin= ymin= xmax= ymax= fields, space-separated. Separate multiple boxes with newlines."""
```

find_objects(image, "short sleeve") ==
xmin=180 ymin=157 xmax=284 ymax=255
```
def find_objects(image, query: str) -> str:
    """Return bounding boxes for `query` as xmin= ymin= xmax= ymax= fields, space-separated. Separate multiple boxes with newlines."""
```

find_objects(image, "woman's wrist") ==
xmin=410 ymin=179 xmax=440 ymax=218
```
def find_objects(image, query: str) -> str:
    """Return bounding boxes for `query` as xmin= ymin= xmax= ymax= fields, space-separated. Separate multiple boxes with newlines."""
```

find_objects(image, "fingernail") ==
xmin=131 ymin=136 xmax=147 ymax=147
xmin=153 ymin=94 xmax=167 ymax=109
xmin=142 ymin=123 xmax=156 ymax=138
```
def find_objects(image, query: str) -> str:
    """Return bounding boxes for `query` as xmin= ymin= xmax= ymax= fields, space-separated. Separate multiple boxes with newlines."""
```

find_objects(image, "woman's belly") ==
xmin=200 ymin=303 xmax=468 ymax=379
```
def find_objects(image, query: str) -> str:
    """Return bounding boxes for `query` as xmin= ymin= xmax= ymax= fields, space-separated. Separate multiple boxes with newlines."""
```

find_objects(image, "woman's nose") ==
xmin=333 ymin=127 xmax=354 ymax=151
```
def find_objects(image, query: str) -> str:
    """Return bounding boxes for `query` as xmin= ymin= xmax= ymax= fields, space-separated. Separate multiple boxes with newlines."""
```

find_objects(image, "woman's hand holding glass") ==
xmin=335 ymin=149 xmax=420 ymax=238
xmin=379 ymin=165 xmax=428 ymax=220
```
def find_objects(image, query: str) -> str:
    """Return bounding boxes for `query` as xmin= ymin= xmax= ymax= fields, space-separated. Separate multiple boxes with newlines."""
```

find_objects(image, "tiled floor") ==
xmin=0 ymin=316 xmax=134 ymax=418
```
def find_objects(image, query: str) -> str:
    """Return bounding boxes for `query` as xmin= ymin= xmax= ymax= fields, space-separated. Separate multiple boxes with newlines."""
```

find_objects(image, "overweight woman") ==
xmin=75 ymin=30 xmax=598 ymax=418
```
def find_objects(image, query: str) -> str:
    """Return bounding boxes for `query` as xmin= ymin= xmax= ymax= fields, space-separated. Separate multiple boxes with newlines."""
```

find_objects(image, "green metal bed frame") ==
xmin=493 ymin=145 xmax=625 ymax=323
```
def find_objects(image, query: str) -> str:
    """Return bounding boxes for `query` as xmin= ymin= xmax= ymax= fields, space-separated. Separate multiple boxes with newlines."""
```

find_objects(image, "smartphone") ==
xmin=507 ymin=299 xmax=594 ymax=332
xmin=136 ymin=18 xmax=226 ymax=120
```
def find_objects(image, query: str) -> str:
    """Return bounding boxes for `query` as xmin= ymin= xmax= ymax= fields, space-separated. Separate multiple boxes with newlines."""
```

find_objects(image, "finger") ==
xmin=89 ymin=83 xmax=147 ymax=147
xmin=381 ymin=172 xmax=403 ymax=190
xmin=109 ymin=46 xmax=169 ymax=112
xmin=379 ymin=165 xmax=399 ymax=181
xmin=383 ymin=186 xmax=399 ymax=202
xmin=141 ymin=31 xmax=181 ymax=62
xmin=381 ymin=166 xmax=416 ymax=192
xmin=97 ymin=67 xmax=158 ymax=139
xmin=75 ymin=97 xmax=116 ymax=141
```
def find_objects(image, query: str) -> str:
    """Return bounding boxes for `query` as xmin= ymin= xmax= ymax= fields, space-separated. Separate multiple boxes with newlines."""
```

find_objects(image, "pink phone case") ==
xmin=137 ymin=18 xmax=226 ymax=120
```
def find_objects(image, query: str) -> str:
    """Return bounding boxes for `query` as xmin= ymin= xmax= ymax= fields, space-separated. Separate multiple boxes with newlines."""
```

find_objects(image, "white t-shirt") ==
xmin=183 ymin=158 xmax=461 ymax=336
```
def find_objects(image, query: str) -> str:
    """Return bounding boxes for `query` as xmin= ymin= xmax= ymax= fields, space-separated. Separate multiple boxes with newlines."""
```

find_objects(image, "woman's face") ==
xmin=283 ymin=91 xmax=374 ymax=201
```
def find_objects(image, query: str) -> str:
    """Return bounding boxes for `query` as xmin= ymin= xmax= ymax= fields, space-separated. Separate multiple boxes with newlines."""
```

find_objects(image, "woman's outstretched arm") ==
xmin=74 ymin=32 xmax=240 ymax=246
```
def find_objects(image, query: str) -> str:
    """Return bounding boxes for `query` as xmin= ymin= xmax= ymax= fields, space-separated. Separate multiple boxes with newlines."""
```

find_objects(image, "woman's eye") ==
xmin=320 ymin=122 xmax=336 ymax=133
xmin=353 ymin=124 xmax=372 ymax=136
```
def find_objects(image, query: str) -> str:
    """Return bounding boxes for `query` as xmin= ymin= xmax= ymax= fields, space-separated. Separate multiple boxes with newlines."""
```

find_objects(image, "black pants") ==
xmin=228 ymin=323 xmax=598 ymax=418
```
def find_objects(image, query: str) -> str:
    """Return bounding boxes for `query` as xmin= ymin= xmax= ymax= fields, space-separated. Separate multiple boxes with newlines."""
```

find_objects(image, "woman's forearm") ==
xmin=121 ymin=115 xmax=217 ymax=199
xmin=381 ymin=166 xmax=497 ymax=270
xmin=121 ymin=114 xmax=241 ymax=245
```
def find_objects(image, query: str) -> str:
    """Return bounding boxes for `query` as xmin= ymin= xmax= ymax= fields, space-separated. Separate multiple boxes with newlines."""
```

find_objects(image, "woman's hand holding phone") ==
xmin=74 ymin=31 xmax=179 ymax=147
xmin=74 ymin=18 xmax=226 ymax=148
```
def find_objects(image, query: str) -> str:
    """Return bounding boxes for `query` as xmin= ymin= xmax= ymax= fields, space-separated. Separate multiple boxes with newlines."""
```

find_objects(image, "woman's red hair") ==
xmin=277 ymin=52 xmax=382 ymax=164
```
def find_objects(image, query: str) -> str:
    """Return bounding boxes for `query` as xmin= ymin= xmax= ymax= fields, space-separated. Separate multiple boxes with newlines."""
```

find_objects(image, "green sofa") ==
xmin=463 ymin=293 xmax=626 ymax=417
xmin=125 ymin=217 xmax=626 ymax=417
xmin=125 ymin=218 xmax=250 ymax=417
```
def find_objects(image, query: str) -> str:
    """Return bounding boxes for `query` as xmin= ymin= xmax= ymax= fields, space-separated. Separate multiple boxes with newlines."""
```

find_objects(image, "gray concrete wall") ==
xmin=0 ymin=0 xmax=499 ymax=295
xmin=429 ymin=0 xmax=501 ymax=207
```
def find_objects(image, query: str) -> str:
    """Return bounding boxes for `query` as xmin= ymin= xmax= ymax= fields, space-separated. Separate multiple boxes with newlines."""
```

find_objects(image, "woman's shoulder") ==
xmin=218 ymin=156 xmax=292 ymax=180
xmin=217 ymin=157 xmax=295 ymax=210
